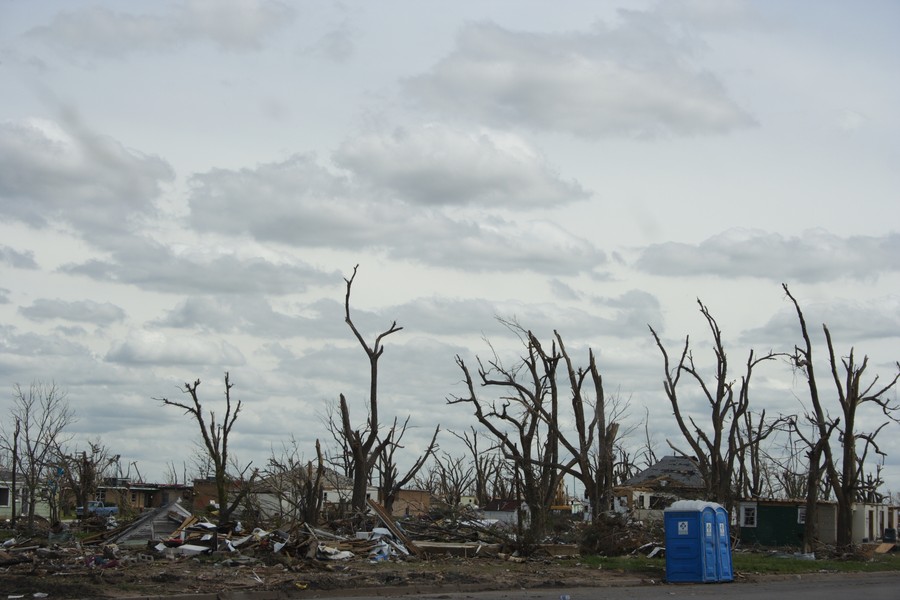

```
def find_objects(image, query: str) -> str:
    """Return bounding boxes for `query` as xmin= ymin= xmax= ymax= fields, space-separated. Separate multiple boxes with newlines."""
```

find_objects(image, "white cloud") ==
xmin=0 ymin=118 xmax=173 ymax=232
xmin=334 ymin=123 xmax=589 ymax=207
xmin=837 ymin=109 xmax=866 ymax=133
xmin=635 ymin=229 xmax=900 ymax=282
xmin=187 ymin=154 xmax=605 ymax=275
xmin=61 ymin=237 xmax=336 ymax=295
xmin=405 ymin=16 xmax=755 ymax=138
xmin=653 ymin=0 xmax=767 ymax=32
xmin=26 ymin=0 xmax=295 ymax=56
xmin=0 ymin=325 xmax=93 ymax=362
xmin=302 ymin=22 xmax=355 ymax=62
xmin=105 ymin=329 xmax=246 ymax=366
xmin=742 ymin=294 xmax=900 ymax=346
xmin=153 ymin=295 xmax=332 ymax=339
xmin=19 ymin=299 xmax=126 ymax=325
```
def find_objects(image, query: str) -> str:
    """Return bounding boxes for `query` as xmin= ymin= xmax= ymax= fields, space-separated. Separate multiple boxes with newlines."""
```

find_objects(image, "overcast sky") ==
xmin=1 ymin=0 xmax=898 ymax=497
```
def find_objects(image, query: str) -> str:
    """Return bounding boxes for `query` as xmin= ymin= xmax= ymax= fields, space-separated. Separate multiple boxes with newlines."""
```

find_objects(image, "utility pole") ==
xmin=11 ymin=418 xmax=20 ymax=528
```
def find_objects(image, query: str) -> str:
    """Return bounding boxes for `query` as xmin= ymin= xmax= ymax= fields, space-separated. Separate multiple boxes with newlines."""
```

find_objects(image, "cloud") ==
xmin=26 ymin=0 xmax=295 ymax=56
xmin=836 ymin=109 xmax=866 ymax=133
xmin=19 ymin=299 xmax=126 ymax=325
xmin=153 ymin=295 xmax=335 ymax=339
xmin=550 ymin=279 xmax=581 ymax=301
xmin=742 ymin=293 xmax=900 ymax=347
xmin=0 ymin=118 xmax=173 ymax=232
xmin=388 ymin=217 xmax=607 ymax=275
xmin=105 ymin=329 xmax=246 ymax=366
xmin=302 ymin=22 xmax=355 ymax=62
xmin=635 ymin=229 xmax=900 ymax=282
xmin=187 ymin=154 xmax=606 ymax=275
xmin=389 ymin=291 xmax=661 ymax=340
xmin=61 ymin=236 xmax=337 ymax=295
xmin=0 ymin=245 xmax=38 ymax=269
xmin=404 ymin=16 xmax=754 ymax=138
xmin=334 ymin=124 xmax=589 ymax=207
xmin=0 ymin=325 xmax=92 ymax=359
xmin=187 ymin=154 xmax=356 ymax=245
xmin=653 ymin=0 xmax=767 ymax=32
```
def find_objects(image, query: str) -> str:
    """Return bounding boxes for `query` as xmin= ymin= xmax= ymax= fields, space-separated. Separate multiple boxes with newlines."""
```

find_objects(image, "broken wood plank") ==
xmin=170 ymin=515 xmax=198 ymax=538
xmin=366 ymin=498 xmax=423 ymax=558
xmin=874 ymin=543 xmax=895 ymax=554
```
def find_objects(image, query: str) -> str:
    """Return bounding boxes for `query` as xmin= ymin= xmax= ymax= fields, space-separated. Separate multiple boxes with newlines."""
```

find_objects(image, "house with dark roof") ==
xmin=613 ymin=456 xmax=706 ymax=519
xmin=481 ymin=498 xmax=530 ymax=527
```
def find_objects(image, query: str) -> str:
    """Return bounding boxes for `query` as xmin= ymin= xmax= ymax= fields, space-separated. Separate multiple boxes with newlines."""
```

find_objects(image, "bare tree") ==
xmin=157 ymin=372 xmax=257 ymax=523
xmin=453 ymin=427 xmax=505 ymax=508
xmin=416 ymin=450 xmax=475 ymax=509
xmin=55 ymin=438 xmax=118 ymax=520
xmin=551 ymin=332 xmax=627 ymax=519
xmin=375 ymin=417 xmax=439 ymax=514
xmin=783 ymin=283 xmax=900 ymax=548
xmin=769 ymin=430 xmax=813 ymax=500
xmin=321 ymin=402 xmax=350 ymax=474
xmin=336 ymin=265 xmax=437 ymax=514
xmin=734 ymin=409 xmax=779 ymax=499
xmin=265 ymin=437 xmax=325 ymax=527
xmin=649 ymin=300 xmax=783 ymax=511
xmin=448 ymin=325 xmax=566 ymax=543
xmin=164 ymin=461 xmax=189 ymax=485
xmin=1 ymin=382 xmax=74 ymax=531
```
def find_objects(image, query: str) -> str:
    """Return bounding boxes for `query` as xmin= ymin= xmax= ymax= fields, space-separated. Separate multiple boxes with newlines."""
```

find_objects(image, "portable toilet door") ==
xmin=714 ymin=506 xmax=733 ymax=581
xmin=700 ymin=505 xmax=719 ymax=582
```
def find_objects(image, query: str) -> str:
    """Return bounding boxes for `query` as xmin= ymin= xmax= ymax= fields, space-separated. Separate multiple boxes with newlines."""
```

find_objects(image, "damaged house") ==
xmin=614 ymin=456 xmax=705 ymax=520
xmin=0 ymin=470 xmax=38 ymax=521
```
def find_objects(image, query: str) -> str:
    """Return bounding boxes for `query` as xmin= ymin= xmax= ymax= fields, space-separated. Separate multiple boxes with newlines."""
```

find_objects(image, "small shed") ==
xmin=737 ymin=499 xmax=838 ymax=547
xmin=482 ymin=499 xmax=529 ymax=526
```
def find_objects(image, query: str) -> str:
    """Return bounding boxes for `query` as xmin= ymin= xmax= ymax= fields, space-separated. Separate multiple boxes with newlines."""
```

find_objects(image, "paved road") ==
xmin=306 ymin=572 xmax=900 ymax=600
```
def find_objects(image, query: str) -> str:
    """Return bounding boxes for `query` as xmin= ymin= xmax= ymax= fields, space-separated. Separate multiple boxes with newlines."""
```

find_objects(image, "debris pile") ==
xmin=578 ymin=512 xmax=662 ymax=556
xmin=0 ymin=499 xmax=674 ymax=598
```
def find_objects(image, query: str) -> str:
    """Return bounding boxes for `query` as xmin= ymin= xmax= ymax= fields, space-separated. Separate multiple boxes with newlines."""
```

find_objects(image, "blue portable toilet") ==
xmin=664 ymin=501 xmax=731 ymax=583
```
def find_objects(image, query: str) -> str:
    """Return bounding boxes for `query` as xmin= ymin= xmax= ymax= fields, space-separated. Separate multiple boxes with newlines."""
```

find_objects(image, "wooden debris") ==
xmin=367 ymin=498 xmax=423 ymax=558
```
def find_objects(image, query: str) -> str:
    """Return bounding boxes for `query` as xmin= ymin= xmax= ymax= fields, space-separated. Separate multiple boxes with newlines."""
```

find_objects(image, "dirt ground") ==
xmin=0 ymin=547 xmax=656 ymax=599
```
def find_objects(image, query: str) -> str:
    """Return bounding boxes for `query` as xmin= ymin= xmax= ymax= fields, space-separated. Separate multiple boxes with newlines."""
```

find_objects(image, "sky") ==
xmin=0 ymin=0 xmax=898 ymax=497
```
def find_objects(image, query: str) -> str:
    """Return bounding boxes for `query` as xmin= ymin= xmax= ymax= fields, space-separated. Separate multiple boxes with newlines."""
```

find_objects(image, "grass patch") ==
xmin=581 ymin=555 xmax=666 ymax=577
xmin=733 ymin=551 xmax=900 ymax=574
xmin=579 ymin=550 xmax=900 ymax=576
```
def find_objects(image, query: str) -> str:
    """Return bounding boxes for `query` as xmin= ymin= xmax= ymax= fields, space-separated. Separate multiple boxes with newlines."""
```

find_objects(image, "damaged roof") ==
xmin=621 ymin=455 xmax=704 ymax=489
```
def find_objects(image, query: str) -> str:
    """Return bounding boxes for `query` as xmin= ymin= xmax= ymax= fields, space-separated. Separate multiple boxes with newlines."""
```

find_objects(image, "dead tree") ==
xmin=336 ymin=265 xmax=437 ymax=514
xmin=783 ymin=283 xmax=900 ymax=549
xmin=157 ymin=372 xmax=257 ymax=523
xmin=55 ymin=439 xmax=118 ymax=520
xmin=418 ymin=450 xmax=475 ymax=510
xmin=2 ymin=382 xmax=74 ymax=531
xmin=649 ymin=300 xmax=782 ymax=512
xmin=735 ymin=409 xmax=778 ymax=499
xmin=265 ymin=437 xmax=325 ymax=527
xmin=375 ymin=416 xmax=439 ymax=514
xmin=546 ymin=331 xmax=626 ymax=520
xmin=771 ymin=433 xmax=812 ymax=500
xmin=454 ymin=427 xmax=505 ymax=508
xmin=322 ymin=401 xmax=354 ymax=479
xmin=636 ymin=407 xmax=660 ymax=470
xmin=448 ymin=327 xmax=565 ymax=544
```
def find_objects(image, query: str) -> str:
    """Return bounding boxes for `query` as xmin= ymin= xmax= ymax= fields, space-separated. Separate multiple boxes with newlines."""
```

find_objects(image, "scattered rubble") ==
xmin=0 ymin=503 xmax=667 ymax=598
